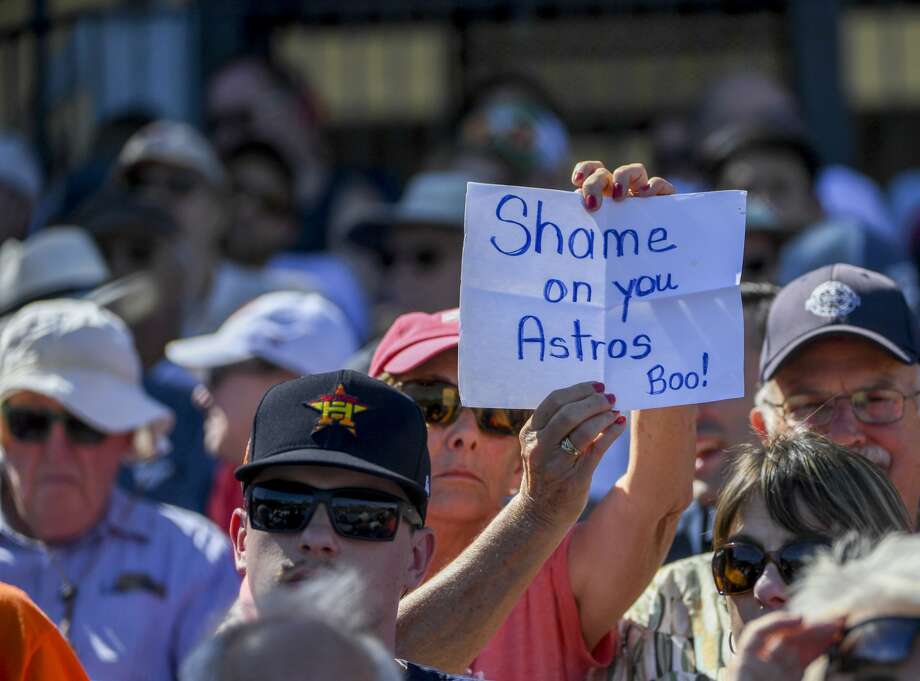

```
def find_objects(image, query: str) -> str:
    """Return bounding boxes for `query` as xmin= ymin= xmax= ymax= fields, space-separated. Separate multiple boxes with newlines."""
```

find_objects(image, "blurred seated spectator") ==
xmin=222 ymin=140 xmax=369 ymax=341
xmin=75 ymin=190 xmax=216 ymax=513
xmin=165 ymin=291 xmax=358 ymax=528
xmin=207 ymin=54 xmax=386 ymax=253
xmin=0 ymin=300 xmax=239 ymax=679
xmin=815 ymin=165 xmax=897 ymax=243
xmin=0 ymin=582 xmax=89 ymax=680
xmin=728 ymin=532 xmax=920 ymax=680
xmin=0 ymin=133 xmax=42 ymax=242
xmin=607 ymin=430 xmax=911 ymax=681
xmin=0 ymin=227 xmax=110 ymax=321
xmin=181 ymin=571 xmax=402 ymax=681
xmin=890 ymin=170 xmax=920 ymax=267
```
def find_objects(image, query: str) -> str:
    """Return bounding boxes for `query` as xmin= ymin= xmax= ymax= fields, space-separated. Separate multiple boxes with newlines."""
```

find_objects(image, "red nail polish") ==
xmin=640 ymin=183 xmax=650 ymax=192
xmin=612 ymin=182 xmax=623 ymax=199
xmin=615 ymin=415 xmax=626 ymax=425
xmin=573 ymin=171 xmax=584 ymax=183
xmin=592 ymin=382 xmax=605 ymax=392
xmin=606 ymin=393 xmax=616 ymax=406
xmin=585 ymin=194 xmax=598 ymax=210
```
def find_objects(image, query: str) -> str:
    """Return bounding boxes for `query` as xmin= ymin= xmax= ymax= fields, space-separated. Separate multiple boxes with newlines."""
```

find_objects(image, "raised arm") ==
xmin=568 ymin=160 xmax=696 ymax=649
xmin=395 ymin=382 xmax=626 ymax=673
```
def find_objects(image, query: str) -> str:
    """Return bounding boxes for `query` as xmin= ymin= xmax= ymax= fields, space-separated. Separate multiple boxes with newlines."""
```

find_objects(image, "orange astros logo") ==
xmin=307 ymin=384 xmax=368 ymax=436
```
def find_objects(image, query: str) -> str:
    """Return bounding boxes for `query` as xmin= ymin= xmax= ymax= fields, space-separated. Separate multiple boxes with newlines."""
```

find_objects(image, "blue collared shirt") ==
xmin=0 ymin=488 xmax=240 ymax=680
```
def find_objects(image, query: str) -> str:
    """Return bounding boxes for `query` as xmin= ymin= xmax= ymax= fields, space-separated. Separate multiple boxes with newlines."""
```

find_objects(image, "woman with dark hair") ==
xmin=607 ymin=428 xmax=911 ymax=681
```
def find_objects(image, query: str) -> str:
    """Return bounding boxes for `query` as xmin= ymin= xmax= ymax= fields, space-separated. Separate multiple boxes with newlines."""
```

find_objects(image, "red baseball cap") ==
xmin=370 ymin=308 xmax=459 ymax=377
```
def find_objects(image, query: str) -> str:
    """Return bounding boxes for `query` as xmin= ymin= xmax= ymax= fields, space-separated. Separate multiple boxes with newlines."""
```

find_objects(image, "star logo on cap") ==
xmin=805 ymin=281 xmax=862 ymax=319
xmin=307 ymin=384 xmax=368 ymax=436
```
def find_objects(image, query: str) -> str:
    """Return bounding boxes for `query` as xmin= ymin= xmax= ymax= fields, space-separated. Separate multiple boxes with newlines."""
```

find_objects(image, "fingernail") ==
xmin=592 ymin=382 xmax=605 ymax=393
xmin=612 ymin=182 xmax=624 ymax=199
xmin=585 ymin=194 xmax=598 ymax=210
xmin=605 ymin=393 xmax=616 ymax=406
xmin=573 ymin=171 xmax=584 ymax=183
xmin=615 ymin=415 xmax=626 ymax=425
xmin=640 ymin=183 xmax=650 ymax=193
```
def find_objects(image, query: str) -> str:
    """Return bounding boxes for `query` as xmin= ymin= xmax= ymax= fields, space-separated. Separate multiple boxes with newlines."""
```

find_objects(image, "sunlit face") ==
xmin=383 ymin=225 xmax=463 ymax=315
xmin=756 ymin=336 xmax=920 ymax=522
xmin=723 ymin=494 xmax=826 ymax=638
xmin=694 ymin=315 xmax=761 ymax=506
xmin=204 ymin=366 xmax=297 ymax=464
xmin=393 ymin=349 xmax=522 ymax=528
xmin=231 ymin=465 xmax=433 ymax=640
xmin=0 ymin=391 xmax=131 ymax=543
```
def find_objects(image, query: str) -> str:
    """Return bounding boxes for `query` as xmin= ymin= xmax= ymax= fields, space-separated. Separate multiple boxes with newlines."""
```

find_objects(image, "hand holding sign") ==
xmin=518 ymin=381 xmax=627 ymax=526
xmin=459 ymin=163 xmax=746 ymax=411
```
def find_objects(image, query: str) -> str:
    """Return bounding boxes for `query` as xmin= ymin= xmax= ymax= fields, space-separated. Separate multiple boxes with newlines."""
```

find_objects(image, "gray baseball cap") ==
xmin=760 ymin=263 xmax=918 ymax=381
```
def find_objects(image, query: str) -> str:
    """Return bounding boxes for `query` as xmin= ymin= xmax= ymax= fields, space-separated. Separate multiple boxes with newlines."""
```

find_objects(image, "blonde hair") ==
xmin=713 ymin=428 xmax=911 ymax=548
xmin=790 ymin=533 xmax=920 ymax=621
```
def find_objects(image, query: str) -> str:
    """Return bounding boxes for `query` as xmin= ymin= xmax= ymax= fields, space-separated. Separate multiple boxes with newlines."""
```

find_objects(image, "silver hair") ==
xmin=181 ymin=569 xmax=401 ymax=681
xmin=790 ymin=532 xmax=920 ymax=621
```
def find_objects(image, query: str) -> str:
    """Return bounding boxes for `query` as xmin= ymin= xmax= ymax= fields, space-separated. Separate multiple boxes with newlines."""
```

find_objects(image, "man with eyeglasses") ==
xmin=226 ymin=369 xmax=486 ymax=680
xmin=0 ymin=299 xmax=240 ymax=680
xmin=370 ymin=295 xmax=697 ymax=676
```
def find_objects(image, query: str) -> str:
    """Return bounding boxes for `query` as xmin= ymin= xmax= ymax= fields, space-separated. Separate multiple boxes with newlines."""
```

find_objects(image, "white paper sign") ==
xmin=459 ymin=183 xmax=747 ymax=410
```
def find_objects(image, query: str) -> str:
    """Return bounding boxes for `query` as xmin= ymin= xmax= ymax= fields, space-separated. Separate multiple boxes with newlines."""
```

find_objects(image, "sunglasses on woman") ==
xmin=827 ymin=616 xmax=920 ymax=673
xmin=394 ymin=380 xmax=531 ymax=437
xmin=712 ymin=537 xmax=829 ymax=595
xmin=1 ymin=403 xmax=107 ymax=445
xmin=246 ymin=481 xmax=423 ymax=542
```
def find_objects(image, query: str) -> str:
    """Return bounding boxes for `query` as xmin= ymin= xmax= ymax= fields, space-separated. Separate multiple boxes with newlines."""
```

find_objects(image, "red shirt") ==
xmin=208 ymin=459 xmax=244 ymax=530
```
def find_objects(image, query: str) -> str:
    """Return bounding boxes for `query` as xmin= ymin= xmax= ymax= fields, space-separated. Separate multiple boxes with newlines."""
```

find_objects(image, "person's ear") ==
xmin=404 ymin=527 xmax=435 ymax=593
xmin=750 ymin=407 xmax=769 ymax=440
xmin=230 ymin=508 xmax=248 ymax=576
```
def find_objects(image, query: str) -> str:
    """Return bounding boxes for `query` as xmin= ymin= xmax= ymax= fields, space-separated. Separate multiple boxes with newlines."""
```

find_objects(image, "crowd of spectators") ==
xmin=1 ymin=51 xmax=920 ymax=681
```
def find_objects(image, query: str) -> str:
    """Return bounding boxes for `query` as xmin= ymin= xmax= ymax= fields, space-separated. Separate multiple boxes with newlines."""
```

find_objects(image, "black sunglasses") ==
xmin=712 ymin=538 xmax=829 ymax=595
xmin=396 ymin=380 xmax=531 ymax=437
xmin=246 ymin=482 xmax=423 ymax=542
xmin=1 ymin=403 xmax=107 ymax=445
xmin=828 ymin=616 xmax=920 ymax=673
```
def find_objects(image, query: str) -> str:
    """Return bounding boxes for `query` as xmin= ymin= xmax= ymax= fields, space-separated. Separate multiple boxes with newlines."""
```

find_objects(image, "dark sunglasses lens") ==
xmin=473 ymin=408 xmax=529 ymax=436
xmin=249 ymin=488 xmax=315 ymax=533
xmin=777 ymin=540 xmax=826 ymax=583
xmin=5 ymin=408 xmax=52 ymax=441
xmin=329 ymin=497 xmax=401 ymax=540
xmin=713 ymin=544 xmax=765 ymax=594
xmin=64 ymin=416 xmax=107 ymax=444
xmin=401 ymin=383 xmax=459 ymax=426
xmin=835 ymin=618 xmax=920 ymax=672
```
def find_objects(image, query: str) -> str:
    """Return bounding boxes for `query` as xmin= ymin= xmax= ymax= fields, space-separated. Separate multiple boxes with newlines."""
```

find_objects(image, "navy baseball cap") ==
xmin=760 ymin=263 xmax=919 ymax=381
xmin=235 ymin=370 xmax=431 ymax=521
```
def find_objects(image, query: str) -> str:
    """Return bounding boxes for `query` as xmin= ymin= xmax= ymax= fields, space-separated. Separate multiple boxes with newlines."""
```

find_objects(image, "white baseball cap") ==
xmin=0 ymin=300 xmax=174 ymax=437
xmin=165 ymin=291 xmax=358 ymax=376
xmin=0 ymin=226 xmax=111 ymax=317
xmin=117 ymin=120 xmax=226 ymax=188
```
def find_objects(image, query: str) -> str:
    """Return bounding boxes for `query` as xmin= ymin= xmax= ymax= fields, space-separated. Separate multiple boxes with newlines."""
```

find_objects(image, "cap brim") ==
xmin=0 ymin=368 xmax=174 ymax=434
xmin=165 ymin=334 xmax=255 ymax=371
xmin=761 ymin=324 xmax=915 ymax=381
xmin=381 ymin=335 xmax=459 ymax=375
xmin=235 ymin=447 xmax=427 ymax=512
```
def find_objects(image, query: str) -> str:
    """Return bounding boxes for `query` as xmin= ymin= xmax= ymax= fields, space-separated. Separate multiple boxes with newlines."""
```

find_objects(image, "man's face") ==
xmin=755 ymin=336 xmax=920 ymax=520
xmin=203 ymin=366 xmax=296 ymax=464
xmin=0 ymin=391 xmax=131 ymax=542
xmin=231 ymin=465 xmax=432 ymax=633
xmin=694 ymin=315 xmax=762 ymax=506
xmin=393 ymin=349 xmax=522 ymax=527
xmin=718 ymin=148 xmax=821 ymax=232
xmin=382 ymin=225 xmax=463 ymax=315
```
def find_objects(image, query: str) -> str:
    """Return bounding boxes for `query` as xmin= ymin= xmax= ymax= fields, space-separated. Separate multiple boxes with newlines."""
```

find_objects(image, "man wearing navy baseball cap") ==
xmin=228 ymin=369 xmax=475 ymax=680
xmin=752 ymin=262 xmax=920 ymax=521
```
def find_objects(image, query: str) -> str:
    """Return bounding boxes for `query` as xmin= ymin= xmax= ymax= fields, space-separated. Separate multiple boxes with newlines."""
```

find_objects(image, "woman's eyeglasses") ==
xmin=394 ymin=380 xmax=531 ymax=437
xmin=1 ymin=404 xmax=107 ymax=445
xmin=711 ymin=538 xmax=829 ymax=595
xmin=247 ymin=482 xmax=423 ymax=542
xmin=828 ymin=616 xmax=920 ymax=673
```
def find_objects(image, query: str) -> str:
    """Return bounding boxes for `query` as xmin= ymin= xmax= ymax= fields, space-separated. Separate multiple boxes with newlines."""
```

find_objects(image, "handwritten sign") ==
xmin=459 ymin=183 xmax=746 ymax=410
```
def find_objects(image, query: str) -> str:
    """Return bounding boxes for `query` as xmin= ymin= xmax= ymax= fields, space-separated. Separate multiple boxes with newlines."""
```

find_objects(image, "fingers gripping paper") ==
xmin=459 ymin=183 xmax=747 ymax=410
